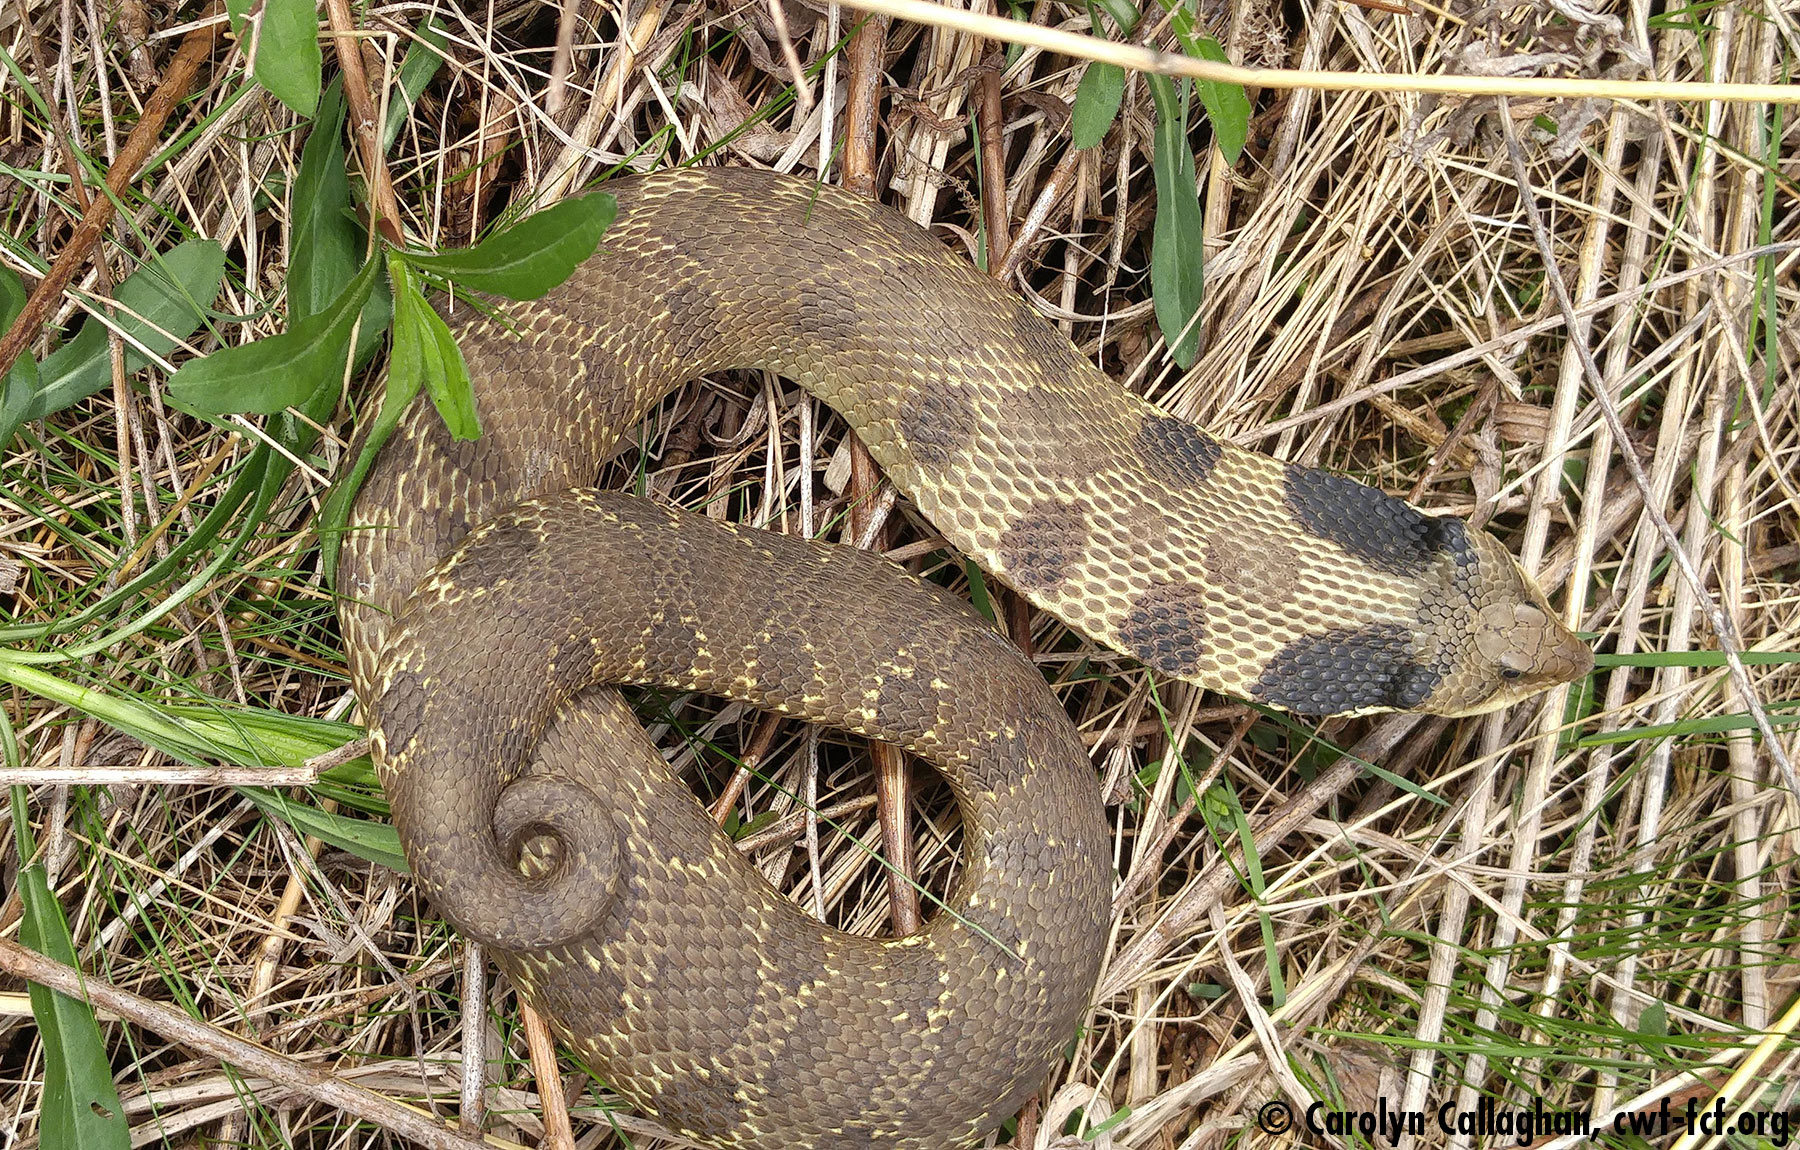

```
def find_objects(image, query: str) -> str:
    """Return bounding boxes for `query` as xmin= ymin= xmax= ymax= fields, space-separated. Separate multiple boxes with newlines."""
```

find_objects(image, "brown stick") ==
xmin=322 ymin=0 xmax=403 ymax=244
xmin=520 ymin=1003 xmax=576 ymax=1149
xmin=835 ymin=5 xmax=919 ymax=934
xmin=839 ymin=9 xmax=888 ymax=197
xmin=0 ymin=938 xmax=495 ymax=1150
xmin=0 ymin=2 xmax=225 ymax=382
xmin=975 ymin=52 xmax=1011 ymax=270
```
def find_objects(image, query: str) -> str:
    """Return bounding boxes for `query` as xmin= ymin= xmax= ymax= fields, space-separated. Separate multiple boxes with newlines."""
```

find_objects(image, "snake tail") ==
xmin=373 ymin=491 xmax=1111 ymax=1149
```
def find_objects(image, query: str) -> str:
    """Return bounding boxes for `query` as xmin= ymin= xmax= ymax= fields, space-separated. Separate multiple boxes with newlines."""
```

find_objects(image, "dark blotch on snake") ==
xmin=1135 ymin=414 xmax=1224 ymax=490
xmin=896 ymin=385 xmax=978 ymax=467
xmin=443 ymin=516 xmax=545 ymax=594
xmin=1248 ymin=623 xmax=1442 ymax=714
xmin=799 ymin=283 xmax=860 ymax=351
xmin=996 ymin=499 xmax=1088 ymax=593
xmin=375 ymin=669 xmax=429 ymax=756
xmin=1281 ymin=465 xmax=1472 ymax=579
xmin=1117 ymin=581 xmax=1209 ymax=677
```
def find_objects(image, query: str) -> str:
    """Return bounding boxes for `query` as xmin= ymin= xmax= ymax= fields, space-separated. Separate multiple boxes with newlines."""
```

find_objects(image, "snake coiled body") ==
xmin=337 ymin=168 xmax=1588 ymax=1149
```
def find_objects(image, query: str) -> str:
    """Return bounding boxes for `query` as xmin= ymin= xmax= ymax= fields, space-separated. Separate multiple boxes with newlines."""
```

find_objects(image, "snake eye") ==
xmin=1500 ymin=668 xmax=1523 ymax=681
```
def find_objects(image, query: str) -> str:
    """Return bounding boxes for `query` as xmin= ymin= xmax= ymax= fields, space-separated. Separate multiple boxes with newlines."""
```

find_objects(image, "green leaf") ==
xmin=170 ymin=252 xmax=381 ymax=414
xmin=0 ymin=263 xmax=24 ymax=327
xmin=1088 ymin=0 xmax=1139 ymax=34
xmin=291 ymin=80 xmax=356 ymax=323
xmin=254 ymin=0 xmax=322 ymax=117
xmin=1071 ymin=63 xmax=1126 ymax=149
xmin=1192 ymin=38 xmax=1249 ymax=165
xmin=19 ymin=866 xmax=131 ymax=1150
xmin=1070 ymin=0 xmax=1137 ymax=150
xmin=1 ymin=239 xmax=227 ymax=448
xmin=1146 ymin=75 xmax=1206 ymax=369
xmin=291 ymin=79 xmax=390 ymax=369
xmin=388 ymin=252 xmax=478 ymax=439
xmin=0 ymin=265 xmax=38 ymax=434
xmin=240 ymin=788 xmax=408 ymax=872
xmin=405 ymin=193 xmax=617 ymax=299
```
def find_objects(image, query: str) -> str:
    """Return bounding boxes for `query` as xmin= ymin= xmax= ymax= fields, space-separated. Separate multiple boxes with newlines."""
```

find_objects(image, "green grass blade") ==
xmin=18 ymin=866 xmax=131 ymax=1150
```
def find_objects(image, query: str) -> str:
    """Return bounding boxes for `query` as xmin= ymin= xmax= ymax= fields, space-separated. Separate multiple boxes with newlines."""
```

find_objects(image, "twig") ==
xmin=707 ymin=712 xmax=784 ymax=826
xmin=824 ymin=0 xmax=1800 ymax=103
xmin=996 ymin=144 xmax=1077 ymax=281
xmin=839 ymin=6 xmax=887 ymax=197
xmin=1496 ymin=100 xmax=1797 ymax=802
xmin=976 ymin=53 xmax=1010 ymax=269
xmin=545 ymin=0 xmax=580 ymax=115
xmin=0 ymin=938 xmax=498 ymax=1150
xmin=766 ymin=0 xmax=815 ymax=113
xmin=459 ymin=943 xmax=487 ymax=1135
xmin=322 ymin=0 xmax=403 ymax=244
xmin=0 ymin=1 xmax=225 ymax=381
xmin=834 ymin=3 xmax=919 ymax=934
xmin=0 ymin=764 xmax=319 ymax=785
xmin=521 ymin=1003 xmax=576 ymax=1150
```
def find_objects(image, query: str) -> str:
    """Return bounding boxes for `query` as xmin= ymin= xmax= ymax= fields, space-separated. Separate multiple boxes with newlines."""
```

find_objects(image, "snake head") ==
xmin=1423 ymin=535 xmax=1592 ymax=717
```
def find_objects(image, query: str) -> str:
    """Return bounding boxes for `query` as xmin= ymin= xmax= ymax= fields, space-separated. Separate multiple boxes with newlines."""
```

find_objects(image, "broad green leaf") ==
xmin=291 ymin=79 xmax=389 ymax=368
xmin=1089 ymin=0 xmax=1139 ymax=34
xmin=0 ymin=264 xmax=24 ymax=327
xmin=1147 ymin=75 xmax=1206 ymax=368
xmin=1071 ymin=63 xmax=1126 ymax=149
xmin=291 ymin=80 xmax=356 ymax=322
xmin=380 ymin=18 xmax=449 ymax=156
xmin=2 ymin=239 xmax=227 ymax=448
xmin=19 ymin=866 xmax=131 ymax=1150
xmin=1070 ymin=0 xmax=1137 ymax=149
xmin=388 ymin=253 xmax=477 ymax=439
xmin=170 ymin=252 xmax=381 ymax=414
xmin=255 ymin=0 xmax=322 ymax=117
xmin=405 ymin=193 xmax=616 ymax=300
xmin=1192 ymin=38 xmax=1249 ymax=165
xmin=0 ymin=265 xmax=38 ymax=439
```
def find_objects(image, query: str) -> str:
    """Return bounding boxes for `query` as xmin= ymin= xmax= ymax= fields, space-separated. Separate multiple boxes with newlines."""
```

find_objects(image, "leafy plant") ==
xmin=1068 ymin=0 xmax=1249 ymax=368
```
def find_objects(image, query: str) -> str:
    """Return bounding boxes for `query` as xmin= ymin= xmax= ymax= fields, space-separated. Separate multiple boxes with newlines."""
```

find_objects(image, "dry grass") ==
xmin=1 ymin=0 xmax=1797 ymax=1147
